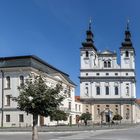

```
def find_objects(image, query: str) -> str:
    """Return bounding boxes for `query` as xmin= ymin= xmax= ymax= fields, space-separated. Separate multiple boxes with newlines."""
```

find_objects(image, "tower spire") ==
xmin=81 ymin=19 xmax=97 ymax=51
xmin=120 ymin=20 xmax=134 ymax=50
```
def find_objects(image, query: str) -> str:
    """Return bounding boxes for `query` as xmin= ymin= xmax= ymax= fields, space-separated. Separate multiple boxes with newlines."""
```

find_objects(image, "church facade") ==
xmin=80 ymin=22 xmax=136 ymax=124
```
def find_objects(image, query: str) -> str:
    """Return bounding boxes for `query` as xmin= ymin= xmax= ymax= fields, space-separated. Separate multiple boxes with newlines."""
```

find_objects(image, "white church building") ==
xmin=80 ymin=21 xmax=137 ymax=123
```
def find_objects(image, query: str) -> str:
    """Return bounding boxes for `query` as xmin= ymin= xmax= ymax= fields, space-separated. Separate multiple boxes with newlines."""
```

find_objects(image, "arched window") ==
xmin=97 ymin=108 xmax=100 ymax=115
xmin=105 ymin=86 xmax=109 ymax=95
xmin=85 ymin=87 xmax=89 ymax=96
xmin=108 ymin=61 xmax=111 ymax=68
xmin=125 ymin=51 xmax=129 ymax=57
xmin=86 ymin=51 xmax=89 ymax=57
xmin=6 ymin=76 xmax=10 ymax=88
xmin=104 ymin=61 xmax=107 ymax=68
xmin=20 ymin=75 xmax=24 ymax=86
xmin=96 ymin=86 xmax=100 ymax=95
xmin=126 ymin=108 xmax=130 ymax=119
xmin=126 ymin=86 xmax=129 ymax=95
xmin=115 ymin=87 xmax=119 ymax=95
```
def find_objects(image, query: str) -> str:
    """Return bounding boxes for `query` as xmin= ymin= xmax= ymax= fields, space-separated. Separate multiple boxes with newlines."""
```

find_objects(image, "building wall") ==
xmin=0 ymin=67 xmax=78 ymax=127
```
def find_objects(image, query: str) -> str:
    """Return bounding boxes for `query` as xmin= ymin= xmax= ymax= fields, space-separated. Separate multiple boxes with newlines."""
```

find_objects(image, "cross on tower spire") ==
xmin=89 ymin=17 xmax=92 ymax=30
xmin=127 ymin=19 xmax=130 ymax=31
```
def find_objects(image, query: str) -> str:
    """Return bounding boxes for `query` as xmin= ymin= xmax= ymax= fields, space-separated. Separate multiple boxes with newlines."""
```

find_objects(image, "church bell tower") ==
xmin=120 ymin=21 xmax=135 ymax=69
xmin=80 ymin=20 xmax=98 ymax=70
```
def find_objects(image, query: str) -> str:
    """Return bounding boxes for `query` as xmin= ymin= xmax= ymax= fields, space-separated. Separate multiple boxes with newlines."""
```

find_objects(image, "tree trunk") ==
xmin=32 ymin=114 xmax=38 ymax=140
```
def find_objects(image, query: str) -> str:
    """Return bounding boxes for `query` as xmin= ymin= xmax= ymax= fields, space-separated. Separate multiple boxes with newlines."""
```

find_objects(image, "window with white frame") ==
xmin=86 ymin=51 xmax=89 ymax=57
xmin=126 ymin=84 xmax=129 ymax=96
xmin=5 ymin=95 xmax=10 ymax=106
xmin=19 ymin=114 xmax=24 ymax=122
xmin=6 ymin=76 xmax=10 ymax=89
xmin=105 ymin=86 xmax=109 ymax=95
xmin=6 ymin=114 xmax=10 ymax=122
xmin=75 ymin=104 xmax=77 ymax=111
xmin=96 ymin=86 xmax=100 ymax=95
xmin=68 ymin=102 xmax=71 ymax=110
xmin=115 ymin=86 xmax=119 ymax=95
xmin=125 ymin=51 xmax=129 ymax=57
xmin=85 ymin=87 xmax=89 ymax=96
xmin=126 ymin=108 xmax=130 ymax=119
xmin=79 ymin=105 xmax=81 ymax=111
xmin=20 ymin=75 xmax=24 ymax=86
xmin=104 ymin=60 xmax=111 ymax=68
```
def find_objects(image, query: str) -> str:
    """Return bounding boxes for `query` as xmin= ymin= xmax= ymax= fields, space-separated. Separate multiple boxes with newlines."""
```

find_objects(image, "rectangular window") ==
xmin=75 ymin=104 xmax=77 ymax=111
xmin=6 ymin=76 xmax=10 ymax=89
xmin=20 ymin=75 xmax=24 ymax=86
xmin=6 ymin=115 xmax=10 ymax=122
xmin=115 ymin=87 xmax=119 ymax=95
xmin=79 ymin=105 xmax=81 ymax=111
xmin=19 ymin=114 xmax=24 ymax=122
xmin=68 ymin=102 xmax=71 ymax=111
xmin=96 ymin=86 xmax=100 ymax=95
xmin=105 ymin=86 xmax=109 ymax=95
xmin=6 ymin=95 xmax=11 ymax=106
xmin=68 ymin=87 xmax=71 ymax=97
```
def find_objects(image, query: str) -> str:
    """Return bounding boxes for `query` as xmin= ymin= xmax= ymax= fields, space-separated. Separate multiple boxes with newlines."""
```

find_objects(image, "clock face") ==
xmin=85 ymin=60 xmax=89 ymax=64
xmin=125 ymin=59 xmax=129 ymax=64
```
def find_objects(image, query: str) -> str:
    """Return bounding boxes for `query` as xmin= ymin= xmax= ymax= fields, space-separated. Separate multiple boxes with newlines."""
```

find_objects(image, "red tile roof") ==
xmin=136 ymin=99 xmax=140 ymax=104
xmin=75 ymin=96 xmax=80 ymax=101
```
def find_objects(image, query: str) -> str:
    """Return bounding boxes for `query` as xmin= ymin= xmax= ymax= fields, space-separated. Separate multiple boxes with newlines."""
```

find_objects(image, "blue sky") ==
xmin=0 ymin=0 xmax=140 ymax=97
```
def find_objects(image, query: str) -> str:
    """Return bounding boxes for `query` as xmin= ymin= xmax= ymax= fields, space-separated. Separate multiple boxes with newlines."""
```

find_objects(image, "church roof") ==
xmin=98 ymin=50 xmax=117 ymax=56
xmin=101 ymin=50 xmax=115 ymax=54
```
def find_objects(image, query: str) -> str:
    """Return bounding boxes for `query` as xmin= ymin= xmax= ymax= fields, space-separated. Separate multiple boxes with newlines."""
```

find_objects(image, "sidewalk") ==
xmin=0 ymin=123 xmax=139 ymax=132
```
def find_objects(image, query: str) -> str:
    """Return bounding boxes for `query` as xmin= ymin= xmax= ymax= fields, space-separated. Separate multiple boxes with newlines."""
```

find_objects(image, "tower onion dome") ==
xmin=120 ymin=20 xmax=134 ymax=50
xmin=82 ymin=19 xmax=97 ymax=51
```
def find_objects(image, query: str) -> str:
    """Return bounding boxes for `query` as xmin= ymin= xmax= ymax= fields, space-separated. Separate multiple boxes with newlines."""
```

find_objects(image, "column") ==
xmin=90 ymin=82 xmax=92 ymax=98
xmin=91 ymin=104 xmax=94 ymax=122
xmin=120 ymin=104 xmax=124 ymax=119
xmin=132 ymin=104 xmax=136 ymax=123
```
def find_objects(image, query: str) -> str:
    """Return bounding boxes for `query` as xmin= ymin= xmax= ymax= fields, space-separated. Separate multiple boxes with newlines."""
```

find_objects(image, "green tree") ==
xmin=50 ymin=110 xmax=67 ymax=125
xmin=80 ymin=112 xmax=92 ymax=126
xmin=112 ymin=114 xmax=122 ymax=124
xmin=13 ymin=74 xmax=64 ymax=140
xmin=112 ymin=114 xmax=122 ymax=121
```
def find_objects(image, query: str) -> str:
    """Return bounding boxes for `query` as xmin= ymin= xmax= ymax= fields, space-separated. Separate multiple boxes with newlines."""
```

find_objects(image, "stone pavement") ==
xmin=0 ymin=123 xmax=139 ymax=132
xmin=0 ymin=125 xmax=140 ymax=140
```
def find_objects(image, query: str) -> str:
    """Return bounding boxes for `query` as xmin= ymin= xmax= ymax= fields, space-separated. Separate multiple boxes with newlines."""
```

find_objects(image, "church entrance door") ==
xmin=105 ymin=114 xmax=110 ymax=123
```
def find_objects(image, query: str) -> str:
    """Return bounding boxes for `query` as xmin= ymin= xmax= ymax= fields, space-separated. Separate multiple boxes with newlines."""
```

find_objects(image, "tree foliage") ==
xmin=13 ymin=74 xmax=64 ymax=117
xmin=50 ymin=110 xmax=67 ymax=122
xmin=80 ymin=112 xmax=92 ymax=121
xmin=112 ymin=114 xmax=122 ymax=121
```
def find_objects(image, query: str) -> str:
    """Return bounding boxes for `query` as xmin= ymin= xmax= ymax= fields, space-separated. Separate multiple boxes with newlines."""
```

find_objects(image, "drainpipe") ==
xmin=1 ymin=70 xmax=4 ymax=127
